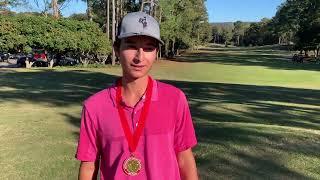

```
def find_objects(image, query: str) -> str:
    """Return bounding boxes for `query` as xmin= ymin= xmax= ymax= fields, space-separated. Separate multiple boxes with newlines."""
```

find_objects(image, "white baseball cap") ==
xmin=117 ymin=12 xmax=164 ymax=45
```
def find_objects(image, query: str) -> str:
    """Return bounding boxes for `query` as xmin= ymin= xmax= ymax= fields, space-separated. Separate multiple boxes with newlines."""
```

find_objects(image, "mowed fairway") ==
xmin=1 ymin=46 xmax=320 ymax=179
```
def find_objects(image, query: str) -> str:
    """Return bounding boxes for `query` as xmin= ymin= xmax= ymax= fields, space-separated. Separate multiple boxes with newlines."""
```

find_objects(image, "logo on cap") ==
xmin=139 ymin=17 xmax=147 ymax=28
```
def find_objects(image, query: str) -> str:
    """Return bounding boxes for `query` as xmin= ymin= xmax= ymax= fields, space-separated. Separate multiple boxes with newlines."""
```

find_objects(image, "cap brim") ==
xmin=118 ymin=33 xmax=164 ymax=45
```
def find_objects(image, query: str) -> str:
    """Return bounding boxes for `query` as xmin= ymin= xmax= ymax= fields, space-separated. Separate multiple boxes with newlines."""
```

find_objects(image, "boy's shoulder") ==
xmin=156 ymin=80 xmax=185 ymax=98
xmin=83 ymin=85 xmax=115 ymax=108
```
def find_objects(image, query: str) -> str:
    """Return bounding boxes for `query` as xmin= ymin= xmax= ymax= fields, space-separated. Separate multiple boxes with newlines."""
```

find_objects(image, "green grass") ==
xmin=1 ymin=46 xmax=320 ymax=179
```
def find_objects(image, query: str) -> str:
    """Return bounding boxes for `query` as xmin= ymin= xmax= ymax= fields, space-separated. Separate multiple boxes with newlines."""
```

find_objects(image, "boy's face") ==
xmin=117 ymin=36 xmax=158 ymax=80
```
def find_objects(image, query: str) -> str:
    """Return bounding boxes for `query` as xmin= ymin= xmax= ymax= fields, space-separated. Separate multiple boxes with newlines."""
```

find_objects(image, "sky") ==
xmin=206 ymin=0 xmax=285 ymax=22
xmin=12 ymin=0 xmax=285 ymax=23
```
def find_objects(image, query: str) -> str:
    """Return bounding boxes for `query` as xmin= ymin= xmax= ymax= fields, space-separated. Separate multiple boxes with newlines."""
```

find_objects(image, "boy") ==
xmin=76 ymin=12 xmax=198 ymax=180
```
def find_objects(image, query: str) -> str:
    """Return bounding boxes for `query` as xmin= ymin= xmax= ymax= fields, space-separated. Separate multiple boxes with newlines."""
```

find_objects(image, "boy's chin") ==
xmin=124 ymin=72 xmax=149 ymax=80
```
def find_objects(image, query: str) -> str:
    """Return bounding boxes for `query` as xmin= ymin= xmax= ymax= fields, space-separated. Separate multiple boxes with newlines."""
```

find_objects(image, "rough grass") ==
xmin=0 ymin=46 xmax=320 ymax=179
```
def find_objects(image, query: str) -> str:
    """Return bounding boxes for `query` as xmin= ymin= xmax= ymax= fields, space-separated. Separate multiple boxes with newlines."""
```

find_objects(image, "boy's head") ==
xmin=114 ymin=12 xmax=163 ymax=80
xmin=116 ymin=12 xmax=163 ymax=46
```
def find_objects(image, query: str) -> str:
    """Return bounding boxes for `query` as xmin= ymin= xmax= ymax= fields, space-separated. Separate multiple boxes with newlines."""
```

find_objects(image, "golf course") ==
xmin=1 ymin=46 xmax=320 ymax=179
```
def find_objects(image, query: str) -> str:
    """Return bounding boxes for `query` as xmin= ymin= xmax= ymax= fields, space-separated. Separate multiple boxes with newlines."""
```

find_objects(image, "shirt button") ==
xmin=134 ymin=111 xmax=137 ymax=114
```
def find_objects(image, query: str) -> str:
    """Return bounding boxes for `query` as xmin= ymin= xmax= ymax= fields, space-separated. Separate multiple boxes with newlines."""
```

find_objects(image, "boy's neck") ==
xmin=121 ymin=75 xmax=149 ymax=107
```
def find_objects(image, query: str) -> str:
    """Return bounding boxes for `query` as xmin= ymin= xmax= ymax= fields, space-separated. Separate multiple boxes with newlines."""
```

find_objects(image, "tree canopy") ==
xmin=273 ymin=0 xmax=320 ymax=54
xmin=0 ymin=14 xmax=111 ymax=55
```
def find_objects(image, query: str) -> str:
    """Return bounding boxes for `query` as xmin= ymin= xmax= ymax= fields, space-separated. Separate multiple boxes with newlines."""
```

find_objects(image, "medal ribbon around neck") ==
xmin=116 ymin=76 xmax=153 ymax=153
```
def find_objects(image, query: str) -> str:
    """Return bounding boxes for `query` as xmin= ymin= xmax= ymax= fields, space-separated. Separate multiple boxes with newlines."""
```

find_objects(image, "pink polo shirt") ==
xmin=76 ymin=77 xmax=197 ymax=180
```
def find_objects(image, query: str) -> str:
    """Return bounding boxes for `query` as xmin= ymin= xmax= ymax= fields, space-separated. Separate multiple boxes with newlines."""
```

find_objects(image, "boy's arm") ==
xmin=78 ymin=160 xmax=100 ymax=180
xmin=177 ymin=148 xmax=199 ymax=180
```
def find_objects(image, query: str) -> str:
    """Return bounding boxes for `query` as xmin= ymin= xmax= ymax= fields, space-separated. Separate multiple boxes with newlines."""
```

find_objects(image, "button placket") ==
xmin=132 ymin=108 xmax=140 ymax=130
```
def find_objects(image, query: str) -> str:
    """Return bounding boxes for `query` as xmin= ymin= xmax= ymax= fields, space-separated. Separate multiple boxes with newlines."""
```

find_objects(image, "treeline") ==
xmin=0 ymin=14 xmax=111 ymax=59
xmin=1 ymin=0 xmax=212 ymax=65
xmin=212 ymin=19 xmax=282 ymax=47
xmin=72 ymin=0 xmax=212 ymax=60
xmin=273 ymin=0 xmax=319 ymax=56
xmin=211 ymin=0 xmax=319 ymax=56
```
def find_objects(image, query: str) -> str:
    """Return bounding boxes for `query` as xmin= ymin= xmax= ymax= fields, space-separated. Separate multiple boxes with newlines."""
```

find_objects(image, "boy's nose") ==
xmin=134 ymin=48 xmax=144 ymax=63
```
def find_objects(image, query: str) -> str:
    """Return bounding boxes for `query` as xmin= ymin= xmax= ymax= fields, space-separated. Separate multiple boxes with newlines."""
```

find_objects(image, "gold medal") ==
xmin=123 ymin=155 xmax=142 ymax=176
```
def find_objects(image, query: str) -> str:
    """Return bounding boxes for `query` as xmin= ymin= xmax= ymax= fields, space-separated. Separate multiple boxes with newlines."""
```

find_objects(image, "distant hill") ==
xmin=210 ymin=22 xmax=234 ymax=26
xmin=210 ymin=22 xmax=234 ymax=29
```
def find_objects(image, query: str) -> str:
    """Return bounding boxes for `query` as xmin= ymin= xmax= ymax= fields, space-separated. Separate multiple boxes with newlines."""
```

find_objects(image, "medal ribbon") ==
xmin=116 ymin=76 xmax=153 ymax=153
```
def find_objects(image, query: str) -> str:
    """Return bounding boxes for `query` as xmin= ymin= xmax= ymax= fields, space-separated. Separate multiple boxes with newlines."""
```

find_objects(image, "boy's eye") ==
xmin=144 ymin=46 xmax=156 ymax=52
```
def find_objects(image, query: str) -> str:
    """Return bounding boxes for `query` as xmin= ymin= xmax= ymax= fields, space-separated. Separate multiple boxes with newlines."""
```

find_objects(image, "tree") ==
xmin=232 ymin=21 xmax=249 ymax=46
xmin=158 ymin=0 xmax=211 ymax=56
xmin=31 ymin=0 xmax=71 ymax=18
xmin=69 ymin=13 xmax=88 ymax=21
xmin=244 ymin=23 xmax=264 ymax=46
xmin=0 ymin=16 xmax=27 ymax=52
xmin=211 ymin=23 xmax=234 ymax=45
xmin=272 ymin=0 xmax=320 ymax=54
xmin=89 ymin=0 xmax=211 ymax=58
xmin=221 ymin=27 xmax=232 ymax=46
xmin=0 ymin=14 xmax=111 ymax=67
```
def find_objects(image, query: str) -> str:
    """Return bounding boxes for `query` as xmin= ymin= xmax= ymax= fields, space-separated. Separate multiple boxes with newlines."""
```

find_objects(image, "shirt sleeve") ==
xmin=75 ymin=104 xmax=100 ymax=161
xmin=174 ymin=91 xmax=197 ymax=153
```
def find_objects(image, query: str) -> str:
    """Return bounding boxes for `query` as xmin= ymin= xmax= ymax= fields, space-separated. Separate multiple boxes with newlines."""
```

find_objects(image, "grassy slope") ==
xmin=0 ymin=46 xmax=320 ymax=179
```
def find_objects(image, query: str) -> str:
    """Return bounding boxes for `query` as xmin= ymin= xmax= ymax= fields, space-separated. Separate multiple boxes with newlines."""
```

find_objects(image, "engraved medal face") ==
xmin=123 ymin=156 xmax=142 ymax=176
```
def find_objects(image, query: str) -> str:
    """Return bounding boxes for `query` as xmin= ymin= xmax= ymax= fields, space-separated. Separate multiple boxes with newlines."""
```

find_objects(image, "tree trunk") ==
xmin=317 ymin=47 xmax=320 ymax=57
xmin=237 ymin=35 xmax=240 ymax=46
xmin=120 ymin=0 xmax=123 ymax=17
xmin=111 ymin=0 xmax=116 ymax=66
xmin=156 ymin=49 xmax=159 ymax=61
xmin=115 ymin=0 xmax=119 ymax=34
xmin=159 ymin=7 xmax=162 ymax=23
xmin=106 ymin=0 xmax=110 ymax=39
xmin=165 ymin=41 xmax=169 ymax=57
xmin=87 ymin=0 xmax=93 ymax=21
xmin=278 ymin=37 xmax=281 ymax=45
xmin=52 ymin=0 xmax=59 ymax=19
xmin=172 ymin=39 xmax=175 ymax=56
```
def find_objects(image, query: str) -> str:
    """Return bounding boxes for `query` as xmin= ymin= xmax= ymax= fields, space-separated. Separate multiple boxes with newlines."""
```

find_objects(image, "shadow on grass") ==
xmin=174 ymin=47 xmax=320 ymax=71
xmin=168 ymin=80 xmax=320 ymax=179
xmin=1 ymin=69 xmax=319 ymax=179
xmin=0 ymin=69 xmax=118 ymax=106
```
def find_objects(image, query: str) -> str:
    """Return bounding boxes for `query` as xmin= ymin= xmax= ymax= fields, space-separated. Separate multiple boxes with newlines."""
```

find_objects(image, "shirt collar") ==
xmin=109 ymin=77 xmax=158 ymax=107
